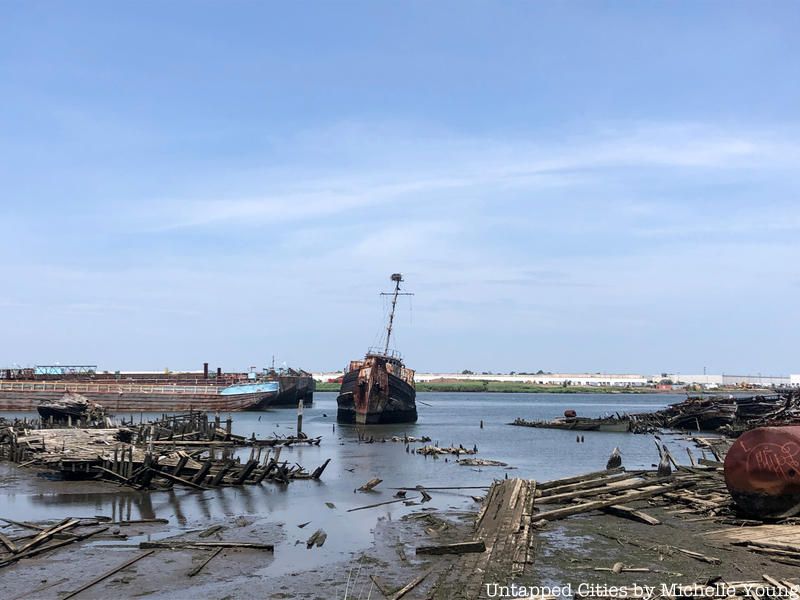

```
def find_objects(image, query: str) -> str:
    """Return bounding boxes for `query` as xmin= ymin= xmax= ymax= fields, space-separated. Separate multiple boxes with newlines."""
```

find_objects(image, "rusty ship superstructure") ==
xmin=337 ymin=274 xmax=417 ymax=424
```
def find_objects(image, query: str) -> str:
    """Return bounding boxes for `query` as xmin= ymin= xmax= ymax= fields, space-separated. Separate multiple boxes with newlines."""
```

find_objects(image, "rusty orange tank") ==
xmin=724 ymin=426 xmax=800 ymax=518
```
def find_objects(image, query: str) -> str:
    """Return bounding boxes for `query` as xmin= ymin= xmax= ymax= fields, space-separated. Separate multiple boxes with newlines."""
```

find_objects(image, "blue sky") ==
xmin=1 ymin=2 xmax=799 ymax=374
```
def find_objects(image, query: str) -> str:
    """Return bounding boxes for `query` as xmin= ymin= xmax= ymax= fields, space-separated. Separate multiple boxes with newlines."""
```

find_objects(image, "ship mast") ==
xmin=384 ymin=274 xmax=403 ymax=355
xmin=381 ymin=273 xmax=413 ymax=356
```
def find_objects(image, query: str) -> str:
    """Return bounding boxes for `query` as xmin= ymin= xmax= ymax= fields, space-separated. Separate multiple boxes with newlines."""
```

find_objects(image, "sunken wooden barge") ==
xmin=337 ymin=273 xmax=417 ymax=424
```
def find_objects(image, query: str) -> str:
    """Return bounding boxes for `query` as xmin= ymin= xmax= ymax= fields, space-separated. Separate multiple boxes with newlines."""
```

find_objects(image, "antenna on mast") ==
xmin=380 ymin=273 xmax=413 ymax=355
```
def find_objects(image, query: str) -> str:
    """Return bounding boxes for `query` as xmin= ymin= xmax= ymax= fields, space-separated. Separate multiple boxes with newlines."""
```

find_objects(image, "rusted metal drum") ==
xmin=724 ymin=426 xmax=800 ymax=518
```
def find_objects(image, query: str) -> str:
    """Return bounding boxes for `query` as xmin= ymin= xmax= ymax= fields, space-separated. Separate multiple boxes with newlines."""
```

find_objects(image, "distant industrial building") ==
xmin=314 ymin=371 xmax=650 ymax=386
xmin=315 ymin=370 xmax=799 ymax=389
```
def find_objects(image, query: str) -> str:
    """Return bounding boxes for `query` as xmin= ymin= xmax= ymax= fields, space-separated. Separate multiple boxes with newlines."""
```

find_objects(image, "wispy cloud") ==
xmin=127 ymin=121 xmax=800 ymax=232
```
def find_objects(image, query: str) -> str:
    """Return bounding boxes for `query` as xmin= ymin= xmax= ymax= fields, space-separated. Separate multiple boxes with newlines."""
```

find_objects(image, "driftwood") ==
xmin=390 ymin=485 xmax=489 ymax=491
xmin=348 ymin=497 xmax=414 ymax=512
xmin=389 ymin=570 xmax=430 ymax=600
xmin=537 ymin=467 xmax=625 ymax=490
xmin=63 ymin=551 xmax=155 ymax=599
xmin=0 ymin=527 xmax=109 ymax=568
xmin=358 ymin=478 xmax=383 ymax=492
xmin=15 ymin=518 xmax=80 ymax=554
xmin=198 ymin=525 xmax=225 ymax=538
xmin=537 ymin=471 xmax=638 ymax=497
xmin=148 ymin=467 xmax=208 ymax=490
xmin=674 ymin=547 xmax=720 ymax=564
xmin=534 ymin=480 xmax=694 ymax=521
xmin=601 ymin=504 xmax=661 ymax=525
xmin=415 ymin=445 xmax=477 ymax=457
xmin=0 ymin=532 xmax=18 ymax=553
xmin=140 ymin=540 xmax=274 ymax=550
xmin=306 ymin=529 xmax=327 ymax=548
xmin=188 ymin=547 xmax=223 ymax=577
xmin=113 ymin=518 xmax=169 ymax=525
xmin=457 ymin=458 xmax=507 ymax=467
xmin=416 ymin=485 xmax=433 ymax=502
xmin=416 ymin=540 xmax=486 ymax=555
xmin=537 ymin=475 xmax=674 ymax=505
xmin=0 ymin=518 xmax=46 ymax=531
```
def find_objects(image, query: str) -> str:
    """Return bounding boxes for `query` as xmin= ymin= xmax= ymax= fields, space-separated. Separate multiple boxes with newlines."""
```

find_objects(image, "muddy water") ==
xmin=0 ymin=392 xmax=692 ymax=576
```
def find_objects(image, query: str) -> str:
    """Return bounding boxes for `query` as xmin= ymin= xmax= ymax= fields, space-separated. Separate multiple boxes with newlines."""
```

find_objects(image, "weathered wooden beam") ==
xmin=537 ymin=467 xmax=625 ymax=490
xmin=601 ymin=504 xmax=661 ymax=525
xmin=188 ymin=547 xmax=223 ymax=577
xmin=15 ymin=518 xmax=80 ymax=554
xmin=139 ymin=540 xmax=273 ymax=550
xmin=533 ymin=480 xmax=694 ymax=521
xmin=148 ymin=467 xmax=208 ymax=491
xmin=537 ymin=475 xmax=673 ymax=505
xmin=63 ymin=551 xmax=155 ymax=599
xmin=416 ymin=540 xmax=486 ymax=555
xmin=0 ymin=532 xmax=18 ymax=554
xmin=389 ymin=571 xmax=430 ymax=600
xmin=0 ymin=527 xmax=109 ymax=568
xmin=537 ymin=471 xmax=641 ymax=497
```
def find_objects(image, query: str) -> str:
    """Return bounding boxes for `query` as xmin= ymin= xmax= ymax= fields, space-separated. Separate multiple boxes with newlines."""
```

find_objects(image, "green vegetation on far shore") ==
xmin=314 ymin=380 xmax=655 ymax=393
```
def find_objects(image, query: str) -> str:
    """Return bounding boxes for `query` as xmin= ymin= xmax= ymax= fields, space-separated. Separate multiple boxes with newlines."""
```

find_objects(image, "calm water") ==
xmin=0 ymin=392 xmax=692 ymax=574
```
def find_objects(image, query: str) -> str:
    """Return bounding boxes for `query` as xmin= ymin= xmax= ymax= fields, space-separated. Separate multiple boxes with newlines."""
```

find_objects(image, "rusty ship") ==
xmin=337 ymin=274 xmax=417 ymax=424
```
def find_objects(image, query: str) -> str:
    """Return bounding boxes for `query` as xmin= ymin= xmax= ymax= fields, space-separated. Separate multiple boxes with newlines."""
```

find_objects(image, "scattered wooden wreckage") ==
xmin=511 ymin=412 xmax=633 ymax=433
xmin=415 ymin=439 xmax=800 ymax=597
xmin=0 ymin=411 xmax=329 ymax=489
xmin=415 ymin=444 xmax=478 ymax=457
xmin=634 ymin=389 xmax=800 ymax=434
xmin=512 ymin=389 xmax=800 ymax=435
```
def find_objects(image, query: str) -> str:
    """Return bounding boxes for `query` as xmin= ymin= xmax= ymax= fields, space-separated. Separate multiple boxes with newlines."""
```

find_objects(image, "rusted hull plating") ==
xmin=0 ymin=381 xmax=270 ymax=412
xmin=337 ymin=361 xmax=417 ymax=424
xmin=724 ymin=425 xmax=800 ymax=518
xmin=257 ymin=375 xmax=316 ymax=408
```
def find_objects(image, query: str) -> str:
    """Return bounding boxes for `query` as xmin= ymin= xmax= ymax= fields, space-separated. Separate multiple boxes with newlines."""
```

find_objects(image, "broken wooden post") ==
xmin=297 ymin=398 xmax=303 ymax=437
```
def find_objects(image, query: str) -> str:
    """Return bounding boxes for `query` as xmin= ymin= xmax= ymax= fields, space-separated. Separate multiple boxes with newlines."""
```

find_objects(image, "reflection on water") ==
xmin=0 ymin=392 xmax=690 ymax=574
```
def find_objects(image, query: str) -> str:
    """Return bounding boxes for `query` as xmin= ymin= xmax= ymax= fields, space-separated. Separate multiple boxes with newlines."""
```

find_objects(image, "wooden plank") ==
xmin=602 ymin=504 xmax=661 ymax=525
xmin=188 ymin=547 xmax=223 ymax=577
xmin=63 ymin=551 xmax=154 ymax=599
xmin=0 ymin=527 xmax=109 ymax=569
xmin=139 ymin=540 xmax=274 ymax=550
xmin=389 ymin=570 xmax=430 ymax=600
xmin=537 ymin=472 xmax=641 ymax=497
xmin=416 ymin=540 xmax=486 ymax=555
xmin=533 ymin=480 xmax=694 ymax=521
xmin=15 ymin=518 xmax=79 ymax=554
xmin=0 ymin=532 xmax=18 ymax=553
xmin=537 ymin=467 xmax=624 ymax=490
xmin=537 ymin=475 xmax=674 ymax=505
xmin=148 ymin=467 xmax=208 ymax=490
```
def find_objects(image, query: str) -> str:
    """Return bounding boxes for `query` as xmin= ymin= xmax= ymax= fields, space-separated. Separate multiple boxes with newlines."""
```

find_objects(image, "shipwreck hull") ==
xmin=259 ymin=375 xmax=315 ymax=408
xmin=724 ymin=425 xmax=800 ymax=518
xmin=0 ymin=381 xmax=269 ymax=412
xmin=337 ymin=368 xmax=417 ymax=425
